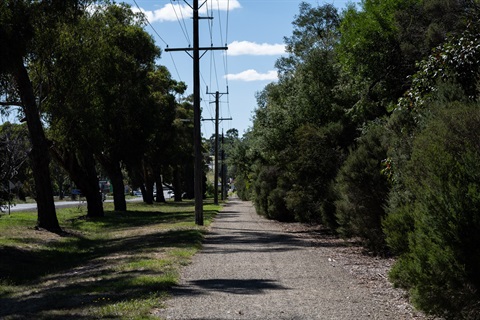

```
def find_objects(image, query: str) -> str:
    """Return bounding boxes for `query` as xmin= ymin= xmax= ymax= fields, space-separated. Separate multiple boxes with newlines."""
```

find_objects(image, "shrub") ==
xmin=386 ymin=102 xmax=480 ymax=318
xmin=234 ymin=174 xmax=250 ymax=201
xmin=252 ymin=165 xmax=293 ymax=221
xmin=285 ymin=124 xmax=343 ymax=228
xmin=335 ymin=121 xmax=390 ymax=253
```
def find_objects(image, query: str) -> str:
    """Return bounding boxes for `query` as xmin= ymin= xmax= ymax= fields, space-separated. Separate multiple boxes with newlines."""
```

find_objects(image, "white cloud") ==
xmin=132 ymin=0 xmax=241 ymax=23
xmin=205 ymin=0 xmax=241 ymax=11
xmin=226 ymin=69 xmax=278 ymax=82
xmin=132 ymin=3 xmax=188 ymax=22
xmin=228 ymin=41 xmax=286 ymax=56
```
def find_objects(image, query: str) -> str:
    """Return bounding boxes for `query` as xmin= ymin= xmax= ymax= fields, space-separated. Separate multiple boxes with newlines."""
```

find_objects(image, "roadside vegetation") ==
xmin=0 ymin=200 xmax=220 ymax=319
xmin=227 ymin=1 xmax=480 ymax=318
xmin=2 ymin=0 xmax=480 ymax=319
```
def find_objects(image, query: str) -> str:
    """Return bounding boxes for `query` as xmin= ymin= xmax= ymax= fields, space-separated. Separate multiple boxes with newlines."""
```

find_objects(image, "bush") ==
xmin=234 ymin=174 xmax=250 ymax=201
xmin=285 ymin=124 xmax=343 ymax=228
xmin=335 ymin=121 xmax=390 ymax=253
xmin=386 ymin=102 xmax=480 ymax=318
xmin=252 ymin=165 xmax=293 ymax=221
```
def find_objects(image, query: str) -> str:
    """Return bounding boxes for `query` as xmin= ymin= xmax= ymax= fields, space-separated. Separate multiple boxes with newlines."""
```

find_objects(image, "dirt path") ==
xmin=156 ymin=198 xmax=424 ymax=320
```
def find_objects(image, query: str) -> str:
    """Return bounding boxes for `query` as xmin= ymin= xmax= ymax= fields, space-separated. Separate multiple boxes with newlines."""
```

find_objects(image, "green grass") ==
xmin=0 ymin=199 xmax=221 ymax=319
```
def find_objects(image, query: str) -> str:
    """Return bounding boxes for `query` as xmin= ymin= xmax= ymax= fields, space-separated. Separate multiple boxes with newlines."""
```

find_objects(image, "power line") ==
xmin=216 ymin=0 xmax=225 ymax=47
xmin=168 ymin=52 xmax=183 ymax=82
xmin=170 ymin=0 xmax=191 ymax=45
xmin=223 ymin=0 xmax=232 ymax=122
xmin=132 ymin=0 xmax=169 ymax=47
xmin=132 ymin=1 xmax=186 ymax=84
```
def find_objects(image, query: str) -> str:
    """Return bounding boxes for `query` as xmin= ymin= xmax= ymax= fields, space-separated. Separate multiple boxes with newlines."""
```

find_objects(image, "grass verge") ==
xmin=0 ymin=199 xmax=221 ymax=319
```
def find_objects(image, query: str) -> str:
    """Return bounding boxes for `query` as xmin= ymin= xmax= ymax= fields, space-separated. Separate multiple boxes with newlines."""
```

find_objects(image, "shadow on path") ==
xmin=171 ymin=278 xmax=288 ymax=296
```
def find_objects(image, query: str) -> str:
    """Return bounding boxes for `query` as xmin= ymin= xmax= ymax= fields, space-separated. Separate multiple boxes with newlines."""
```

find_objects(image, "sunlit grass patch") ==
xmin=115 ymin=258 xmax=173 ymax=273
xmin=93 ymin=292 xmax=167 ymax=320
xmin=0 ymin=199 xmax=222 ymax=319
xmin=169 ymin=248 xmax=198 ymax=266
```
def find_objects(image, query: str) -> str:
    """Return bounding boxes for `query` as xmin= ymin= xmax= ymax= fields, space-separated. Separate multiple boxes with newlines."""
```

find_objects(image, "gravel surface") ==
xmin=156 ymin=197 xmax=433 ymax=320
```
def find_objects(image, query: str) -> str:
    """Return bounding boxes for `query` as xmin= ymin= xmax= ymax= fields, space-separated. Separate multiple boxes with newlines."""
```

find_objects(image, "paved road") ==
xmin=4 ymin=201 xmax=86 ymax=212
xmin=157 ymin=198 xmax=402 ymax=320
xmin=3 ymin=196 xmax=143 ymax=213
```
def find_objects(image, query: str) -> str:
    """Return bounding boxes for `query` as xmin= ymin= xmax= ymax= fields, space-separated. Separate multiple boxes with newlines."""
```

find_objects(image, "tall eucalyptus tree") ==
xmin=0 ymin=0 xmax=90 ymax=230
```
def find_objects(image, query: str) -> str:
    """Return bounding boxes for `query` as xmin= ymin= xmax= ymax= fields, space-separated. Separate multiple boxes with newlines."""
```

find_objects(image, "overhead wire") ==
xmin=133 ymin=0 xmax=168 ymax=47
xmin=170 ymin=0 xmax=192 ymax=46
xmin=132 ymin=0 xmax=183 ymax=83
xmin=136 ymin=0 xmax=232 ymax=136
xmin=222 ymin=0 xmax=232 ymax=127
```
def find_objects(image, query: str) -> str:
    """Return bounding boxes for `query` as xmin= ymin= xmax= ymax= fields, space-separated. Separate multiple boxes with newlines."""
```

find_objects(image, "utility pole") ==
xmin=165 ymin=0 xmax=227 ymax=225
xmin=204 ymin=88 xmax=231 ymax=205
xmin=221 ymin=131 xmax=227 ymax=201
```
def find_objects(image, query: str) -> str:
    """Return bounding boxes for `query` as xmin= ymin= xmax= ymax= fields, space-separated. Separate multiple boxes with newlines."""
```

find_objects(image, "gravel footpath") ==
xmin=156 ymin=198 xmax=420 ymax=320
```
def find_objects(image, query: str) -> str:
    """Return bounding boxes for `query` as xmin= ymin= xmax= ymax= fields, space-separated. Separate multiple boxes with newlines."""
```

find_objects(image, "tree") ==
xmin=225 ymin=130 xmax=253 ymax=201
xmin=285 ymin=124 xmax=343 ymax=227
xmin=145 ymin=66 xmax=186 ymax=203
xmin=276 ymin=2 xmax=340 ymax=75
xmin=244 ymin=3 xmax=346 ymax=226
xmin=41 ymin=3 xmax=161 ymax=215
xmin=90 ymin=4 xmax=160 ymax=211
xmin=0 ymin=0 xmax=87 ymax=231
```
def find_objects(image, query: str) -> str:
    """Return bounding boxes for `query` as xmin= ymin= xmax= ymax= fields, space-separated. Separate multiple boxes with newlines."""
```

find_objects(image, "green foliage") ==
xmin=225 ymin=130 xmax=252 ymax=201
xmin=335 ymin=121 xmax=390 ymax=252
xmin=395 ymin=0 xmax=467 ymax=67
xmin=242 ymin=3 xmax=347 ymax=227
xmin=387 ymin=102 xmax=480 ymax=318
xmin=398 ymin=22 xmax=480 ymax=113
xmin=285 ymin=124 xmax=343 ymax=228
xmin=252 ymin=165 xmax=293 ymax=222
xmin=338 ymin=0 xmax=400 ymax=81
xmin=278 ymin=2 xmax=340 ymax=75
xmin=222 ymin=3 xmax=480 ymax=317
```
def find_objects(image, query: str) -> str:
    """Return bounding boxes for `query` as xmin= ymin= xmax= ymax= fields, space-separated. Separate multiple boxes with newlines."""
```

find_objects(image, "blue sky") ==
xmin=124 ymin=0 xmax=355 ymax=138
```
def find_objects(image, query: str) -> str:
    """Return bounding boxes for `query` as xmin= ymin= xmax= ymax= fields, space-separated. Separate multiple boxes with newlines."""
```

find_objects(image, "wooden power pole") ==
xmin=204 ymin=89 xmax=231 ymax=205
xmin=165 ymin=0 xmax=227 ymax=225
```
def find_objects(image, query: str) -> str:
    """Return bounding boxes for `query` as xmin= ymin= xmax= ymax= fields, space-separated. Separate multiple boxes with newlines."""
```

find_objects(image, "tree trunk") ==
xmin=155 ymin=174 xmax=166 ymax=203
xmin=81 ymin=151 xmax=104 ymax=218
xmin=12 ymin=57 xmax=60 ymax=232
xmin=144 ymin=178 xmax=155 ymax=205
xmin=51 ymin=147 xmax=104 ymax=218
xmin=109 ymin=163 xmax=127 ymax=211
xmin=97 ymin=156 xmax=126 ymax=211
xmin=83 ymin=182 xmax=104 ymax=218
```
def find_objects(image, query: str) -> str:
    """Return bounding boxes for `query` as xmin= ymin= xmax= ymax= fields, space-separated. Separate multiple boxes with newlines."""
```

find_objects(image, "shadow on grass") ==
xmin=0 ymin=201 xmax=221 ymax=319
xmin=0 ymin=273 xmax=176 ymax=319
xmin=0 ymin=226 xmax=203 ymax=284
xmin=0 ymin=228 xmax=203 ymax=319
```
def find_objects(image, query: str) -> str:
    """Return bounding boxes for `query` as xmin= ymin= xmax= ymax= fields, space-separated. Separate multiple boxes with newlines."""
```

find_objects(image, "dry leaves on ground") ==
xmin=278 ymin=222 xmax=440 ymax=320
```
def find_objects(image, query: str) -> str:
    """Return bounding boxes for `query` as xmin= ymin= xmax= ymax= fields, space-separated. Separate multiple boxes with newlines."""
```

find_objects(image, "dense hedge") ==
xmin=386 ymin=102 xmax=480 ymax=318
xmin=335 ymin=121 xmax=390 ymax=253
xmin=228 ymin=2 xmax=480 ymax=317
